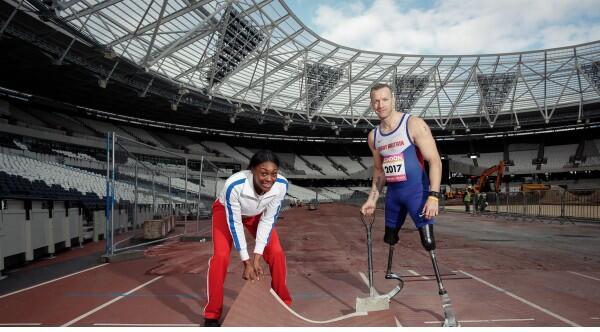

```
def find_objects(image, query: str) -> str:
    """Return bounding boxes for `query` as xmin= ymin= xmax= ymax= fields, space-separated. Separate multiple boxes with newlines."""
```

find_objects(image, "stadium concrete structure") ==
xmin=0 ymin=0 xmax=599 ymax=327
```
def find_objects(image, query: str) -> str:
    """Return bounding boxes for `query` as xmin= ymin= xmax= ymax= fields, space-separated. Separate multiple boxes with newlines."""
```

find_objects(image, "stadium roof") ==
xmin=2 ymin=0 xmax=600 ymax=135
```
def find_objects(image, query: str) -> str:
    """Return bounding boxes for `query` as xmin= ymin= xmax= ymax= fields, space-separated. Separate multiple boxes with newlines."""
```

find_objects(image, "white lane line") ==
xmin=269 ymin=288 xmax=368 ymax=324
xmin=567 ymin=271 xmax=600 ymax=282
xmin=407 ymin=269 xmax=430 ymax=280
xmin=94 ymin=323 xmax=201 ymax=326
xmin=591 ymin=317 xmax=599 ymax=320
xmin=0 ymin=263 xmax=109 ymax=299
xmin=358 ymin=272 xmax=380 ymax=296
xmin=458 ymin=270 xmax=580 ymax=327
xmin=394 ymin=315 xmax=403 ymax=327
xmin=61 ymin=276 xmax=163 ymax=327
xmin=113 ymin=235 xmax=135 ymax=248
xmin=425 ymin=318 xmax=534 ymax=324
xmin=0 ymin=323 xmax=42 ymax=326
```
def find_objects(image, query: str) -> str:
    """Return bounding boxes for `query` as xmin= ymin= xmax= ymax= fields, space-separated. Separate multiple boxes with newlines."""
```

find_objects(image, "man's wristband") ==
xmin=428 ymin=191 xmax=441 ymax=199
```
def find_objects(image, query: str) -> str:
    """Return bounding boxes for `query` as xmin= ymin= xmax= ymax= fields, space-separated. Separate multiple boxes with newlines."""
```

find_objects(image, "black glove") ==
xmin=384 ymin=226 xmax=401 ymax=245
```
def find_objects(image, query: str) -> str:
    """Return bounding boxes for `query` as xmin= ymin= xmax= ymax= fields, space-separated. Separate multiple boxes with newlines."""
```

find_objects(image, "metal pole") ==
xmin=134 ymin=162 xmax=138 ymax=229
xmin=214 ymin=169 xmax=219 ymax=200
xmin=152 ymin=172 xmax=156 ymax=214
xmin=522 ymin=192 xmax=526 ymax=216
xmin=104 ymin=132 xmax=111 ymax=256
xmin=495 ymin=192 xmax=499 ymax=214
xmin=538 ymin=191 xmax=541 ymax=217
xmin=111 ymin=132 xmax=116 ymax=256
xmin=184 ymin=157 xmax=188 ymax=233
xmin=561 ymin=190 xmax=565 ymax=218
xmin=366 ymin=226 xmax=374 ymax=296
xmin=168 ymin=175 xmax=172 ymax=214
xmin=197 ymin=156 xmax=204 ymax=232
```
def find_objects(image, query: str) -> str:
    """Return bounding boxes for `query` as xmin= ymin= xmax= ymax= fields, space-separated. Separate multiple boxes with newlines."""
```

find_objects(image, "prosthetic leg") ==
xmin=382 ymin=225 xmax=404 ymax=300
xmin=383 ymin=244 xmax=404 ymax=300
xmin=419 ymin=224 xmax=459 ymax=327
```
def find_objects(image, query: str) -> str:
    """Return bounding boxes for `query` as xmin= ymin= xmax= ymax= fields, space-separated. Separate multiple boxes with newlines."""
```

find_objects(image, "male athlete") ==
xmin=360 ymin=83 xmax=458 ymax=326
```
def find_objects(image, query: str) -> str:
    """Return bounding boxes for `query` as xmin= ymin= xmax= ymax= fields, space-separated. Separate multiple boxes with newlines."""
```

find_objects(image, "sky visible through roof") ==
xmin=285 ymin=0 xmax=600 ymax=55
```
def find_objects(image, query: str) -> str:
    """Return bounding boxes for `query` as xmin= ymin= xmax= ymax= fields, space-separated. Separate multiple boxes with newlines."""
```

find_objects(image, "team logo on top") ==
xmin=377 ymin=140 xmax=404 ymax=152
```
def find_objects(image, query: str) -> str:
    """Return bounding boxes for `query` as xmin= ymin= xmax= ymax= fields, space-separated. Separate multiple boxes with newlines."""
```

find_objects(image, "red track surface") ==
xmin=0 ymin=203 xmax=599 ymax=327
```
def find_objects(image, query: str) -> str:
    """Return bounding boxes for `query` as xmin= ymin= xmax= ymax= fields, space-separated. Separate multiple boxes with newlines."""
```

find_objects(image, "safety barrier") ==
xmin=472 ymin=189 xmax=600 ymax=222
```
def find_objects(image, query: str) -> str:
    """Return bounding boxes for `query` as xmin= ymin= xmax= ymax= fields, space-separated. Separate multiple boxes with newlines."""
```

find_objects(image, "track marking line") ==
xmin=94 ymin=323 xmax=200 ymax=326
xmin=394 ymin=315 xmax=403 ymax=327
xmin=0 ymin=263 xmax=109 ymax=299
xmin=358 ymin=272 xmax=380 ymax=296
xmin=424 ymin=318 xmax=535 ymax=324
xmin=61 ymin=276 xmax=163 ymax=327
xmin=567 ymin=271 xmax=600 ymax=282
xmin=407 ymin=269 xmax=430 ymax=280
xmin=591 ymin=317 xmax=599 ymax=320
xmin=458 ymin=270 xmax=580 ymax=327
xmin=0 ymin=323 xmax=42 ymax=326
xmin=113 ymin=235 xmax=135 ymax=247
xmin=269 ymin=288 xmax=367 ymax=324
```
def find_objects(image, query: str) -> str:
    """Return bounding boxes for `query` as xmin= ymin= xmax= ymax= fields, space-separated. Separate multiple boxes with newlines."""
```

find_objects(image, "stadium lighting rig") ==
xmin=394 ymin=74 xmax=431 ymax=112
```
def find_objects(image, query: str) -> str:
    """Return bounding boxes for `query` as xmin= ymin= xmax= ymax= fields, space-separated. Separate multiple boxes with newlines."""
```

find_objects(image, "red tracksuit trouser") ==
xmin=203 ymin=200 xmax=292 ymax=320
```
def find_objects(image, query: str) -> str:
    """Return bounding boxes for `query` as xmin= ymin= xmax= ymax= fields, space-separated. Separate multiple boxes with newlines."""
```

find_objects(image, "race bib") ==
xmin=383 ymin=153 xmax=407 ymax=182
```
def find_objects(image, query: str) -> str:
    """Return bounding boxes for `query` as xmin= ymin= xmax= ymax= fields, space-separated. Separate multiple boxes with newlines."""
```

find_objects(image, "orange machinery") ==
xmin=473 ymin=160 xmax=505 ymax=193
xmin=520 ymin=183 xmax=550 ymax=191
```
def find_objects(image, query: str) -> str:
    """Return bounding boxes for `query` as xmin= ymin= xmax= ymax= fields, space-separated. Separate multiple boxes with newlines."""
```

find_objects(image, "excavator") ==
xmin=521 ymin=182 xmax=551 ymax=191
xmin=473 ymin=160 xmax=505 ymax=193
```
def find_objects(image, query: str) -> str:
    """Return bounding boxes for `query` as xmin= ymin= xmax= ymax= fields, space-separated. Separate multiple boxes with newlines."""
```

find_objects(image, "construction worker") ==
xmin=463 ymin=189 xmax=472 ymax=212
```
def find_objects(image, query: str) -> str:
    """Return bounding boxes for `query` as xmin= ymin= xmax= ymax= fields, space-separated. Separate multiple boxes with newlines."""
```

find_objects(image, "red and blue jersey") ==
xmin=373 ymin=114 xmax=433 ymax=229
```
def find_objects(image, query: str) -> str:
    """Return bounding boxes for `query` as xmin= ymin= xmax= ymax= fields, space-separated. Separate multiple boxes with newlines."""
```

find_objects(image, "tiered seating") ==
xmin=53 ymin=149 xmax=97 ymax=162
xmin=234 ymin=146 xmax=254 ymax=159
xmin=583 ymin=140 xmax=600 ymax=166
xmin=361 ymin=156 xmax=374 ymax=168
xmin=78 ymin=117 xmax=137 ymax=141
xmin=28 ymin=108 xmax=75 ymax=131
xmin=292 ymin=157 xmax=322 ymax=176
xmin=203 ymin=141 xmax=249 ymax=163
xmin=148 ymin=132 xmax=177 ymax=149
xmin=544 ymin=144 xmax=576 ymax=170
xmin=329 ymin=156 xmax=363 ymax=174
xmin=121 ymin=125 xmax=164 ymax=147
xmin=121 ymin=158 xmax=201 ymax=198
xmin=324 ymin=187 xmax=355 ymax=196
xmin=186 ymin=144 xmax=212 ymax=155
xmin=448 ymin=154 xmax=472 ymax=165
xmin=477 ymin=152 xmax=503 ymax=169
xmin=287 ymin=183 xmax=318 ymax=202
xmin=349 ymin=187 xmax=371 ymax=194
xmin=508 ymin=150 xmax=538 ymax=173
xmin=7 ymin=106 xmax=47 ymax=127
xmin=53 ymin=113 xmax=97 ymax=136
xmin=156 ymin=132 xmax=197 ymax=149
xmin=13 ymin=139 xmax=28 ymax=151
xmin=312 ymin=188 xmax=338 ymax=201
xmin=201 ymin=177 xmax=225 ymax=198
xmin=302 ymin=155 xmax=345 ymax=176
xmin=0 ymin=152 xmax=180 ymax=205
xmin=276 ymin=153 xmax=296 ymax=171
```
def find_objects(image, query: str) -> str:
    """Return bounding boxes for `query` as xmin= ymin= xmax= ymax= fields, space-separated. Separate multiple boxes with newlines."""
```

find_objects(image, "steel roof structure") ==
xmin=2 ymin=0 xmax=600 ymax=135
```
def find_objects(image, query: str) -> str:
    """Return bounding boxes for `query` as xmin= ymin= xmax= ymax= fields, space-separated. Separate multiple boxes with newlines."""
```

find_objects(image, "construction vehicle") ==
xmin=520 ymin=183 xmax=550 ymax=191
xmin=473 ymin=160 xmax=505 ymax=193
